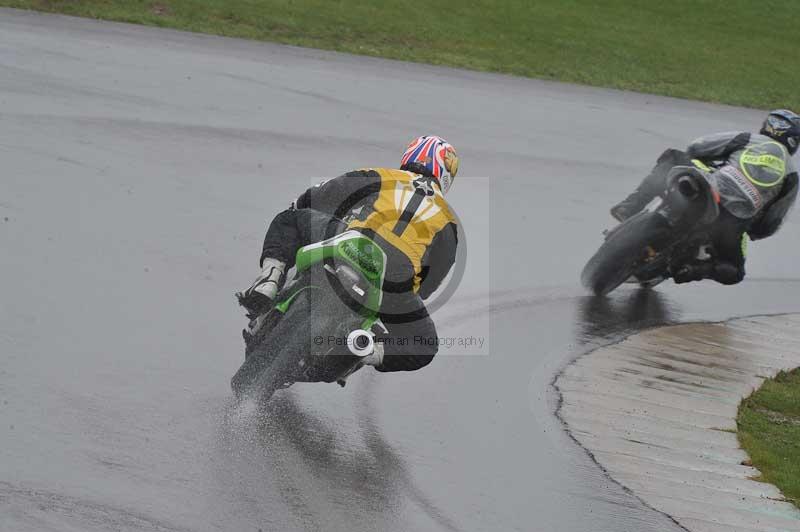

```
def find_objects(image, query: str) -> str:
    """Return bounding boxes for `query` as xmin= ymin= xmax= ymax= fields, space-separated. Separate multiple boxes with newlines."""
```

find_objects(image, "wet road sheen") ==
xmin=2 ymin=9 xmax=799 ymax=532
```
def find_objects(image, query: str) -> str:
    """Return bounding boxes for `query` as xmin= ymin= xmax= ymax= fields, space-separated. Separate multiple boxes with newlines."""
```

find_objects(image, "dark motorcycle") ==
xmin=581 ymin=160 xmax=725 ymax=296
xmin=231 ymin=230 xmax=387 ymax=402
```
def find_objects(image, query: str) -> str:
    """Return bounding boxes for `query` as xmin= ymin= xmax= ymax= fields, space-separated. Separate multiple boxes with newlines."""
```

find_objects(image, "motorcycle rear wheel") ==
xmin=231 ymin=288 xmax=329 ymax=402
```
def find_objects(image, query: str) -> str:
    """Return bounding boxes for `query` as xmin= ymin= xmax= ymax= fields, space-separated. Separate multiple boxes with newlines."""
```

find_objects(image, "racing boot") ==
xmin=672 ymin=262 xmax=713 ymax=284
xmin=236 ymin=258 xmax=286 ymax=318
xmin=610 ymin=193 xmax=649 ymax=222
xmin=710 ymin=262 xmax=745 ymax=286
xmin=673 ymin=261 xmax=744 ymax=286
xmin=611 ymin=149 xmax=688 ymax=222
xmin=610 ymin=178 xmax=664 ymax=222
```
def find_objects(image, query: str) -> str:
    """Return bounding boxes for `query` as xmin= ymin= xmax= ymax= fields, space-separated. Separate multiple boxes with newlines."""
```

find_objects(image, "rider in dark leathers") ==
xmin=237 ymin=136 xmax=460 ymax=372
xmin=610 ymin=110 xmax=800 ymax=285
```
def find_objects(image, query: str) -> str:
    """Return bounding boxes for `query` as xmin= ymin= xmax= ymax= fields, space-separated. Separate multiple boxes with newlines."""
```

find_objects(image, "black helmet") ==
xmin=760 ymin=109 xmax=800 ymax=155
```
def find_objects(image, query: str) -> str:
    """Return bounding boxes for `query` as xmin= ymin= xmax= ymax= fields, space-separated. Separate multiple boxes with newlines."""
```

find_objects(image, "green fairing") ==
xmin=278 ymin=233 xmax=386 ymax=323
xmin=360 ymin=315 xmax=379 ymax=331
xmin=274 ymin=285 xmax=320 ymax=313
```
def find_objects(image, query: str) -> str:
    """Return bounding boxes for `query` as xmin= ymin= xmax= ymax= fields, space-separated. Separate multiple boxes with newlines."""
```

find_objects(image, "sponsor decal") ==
xmin=720 ymin=166 xmax=763 ymax=210
xmin=339 ymin=240 xmax=380 ymax=276
xmin=739 ymin=141 xmax=787 ymax=187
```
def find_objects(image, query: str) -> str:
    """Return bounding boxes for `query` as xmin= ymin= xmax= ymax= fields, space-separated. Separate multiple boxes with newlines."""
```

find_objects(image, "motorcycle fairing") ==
xmin=276 ymin=230 xmax=387 ymax=329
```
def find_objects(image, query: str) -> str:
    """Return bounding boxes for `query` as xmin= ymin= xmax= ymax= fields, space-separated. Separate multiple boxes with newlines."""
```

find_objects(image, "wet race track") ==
xmin=2 ymin=9 xmax=800 ymax=532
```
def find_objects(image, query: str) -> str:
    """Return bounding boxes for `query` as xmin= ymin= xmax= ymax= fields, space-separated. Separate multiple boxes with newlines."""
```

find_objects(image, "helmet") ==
xmin=400 ymin=135 xmax=459 ymax=194
xmin=760 ymin=109 xmax=800 ymax=155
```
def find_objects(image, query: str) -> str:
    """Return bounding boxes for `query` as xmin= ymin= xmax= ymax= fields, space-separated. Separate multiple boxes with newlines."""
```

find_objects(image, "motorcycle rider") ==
xmin=236 ymin=135 xmax=459 ymax=372
xmin=610 ymin=109 xmax=799 ymax=285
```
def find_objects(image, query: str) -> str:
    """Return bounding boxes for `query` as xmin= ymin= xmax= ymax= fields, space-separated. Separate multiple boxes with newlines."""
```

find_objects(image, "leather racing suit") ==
xmin=612 ymin=132 xmax=798 ymax=284
xmin=259 ymin=168 xmax=458 ymax=372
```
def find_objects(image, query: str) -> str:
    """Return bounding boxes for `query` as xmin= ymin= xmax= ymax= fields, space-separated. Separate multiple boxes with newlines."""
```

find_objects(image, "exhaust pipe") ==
xmin=677 ymin=175 xmax=700 ymax=199
xmin=347 ymin=329 xmax=374 ymax=357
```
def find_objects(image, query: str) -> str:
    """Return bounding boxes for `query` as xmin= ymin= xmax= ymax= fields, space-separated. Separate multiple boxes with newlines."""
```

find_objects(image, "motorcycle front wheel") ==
xmin=581 ymin=212 xmax=672 ymax=296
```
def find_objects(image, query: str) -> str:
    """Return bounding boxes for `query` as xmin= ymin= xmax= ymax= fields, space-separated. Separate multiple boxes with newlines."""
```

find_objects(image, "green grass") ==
xmin=738 ymin=368 xmax=800 ymax=507
xmin=2 ymin=0 xmax=798 ymax=110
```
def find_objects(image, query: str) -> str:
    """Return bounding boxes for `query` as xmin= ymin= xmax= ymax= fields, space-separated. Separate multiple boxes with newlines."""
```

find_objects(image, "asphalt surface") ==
xmin=1 ymin=9 xmax=799 ymax=532
xmin=559 ymin=315 xmax=800 ymax=532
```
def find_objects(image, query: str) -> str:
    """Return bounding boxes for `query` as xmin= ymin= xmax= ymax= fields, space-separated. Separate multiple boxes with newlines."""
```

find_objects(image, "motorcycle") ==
xmin=581 ymin=159 xmax=728 ymax=296
xmin=231 ymin=230 xmax=387 ymax=402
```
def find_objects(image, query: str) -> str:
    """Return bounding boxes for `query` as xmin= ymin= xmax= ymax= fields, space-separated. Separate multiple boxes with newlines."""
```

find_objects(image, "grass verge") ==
xmin=737 ymin=368 xmax=800 ymax=507
xmin=1 ymin=0 xmax=798 ymax=110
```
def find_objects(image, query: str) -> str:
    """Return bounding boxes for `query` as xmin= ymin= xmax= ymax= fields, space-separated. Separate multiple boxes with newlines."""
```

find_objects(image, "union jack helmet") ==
xmin=400 ymin=135 xmax=459 ymax=194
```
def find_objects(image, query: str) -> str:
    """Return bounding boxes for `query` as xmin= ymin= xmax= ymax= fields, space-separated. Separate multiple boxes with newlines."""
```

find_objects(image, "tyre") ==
xmin=581 ymin=213 xmax=671 ymax=296
xmin=232 ymin=287 xmax=315 ymax=400
xmin=230 ymin=287 xmax=343 ymax=402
